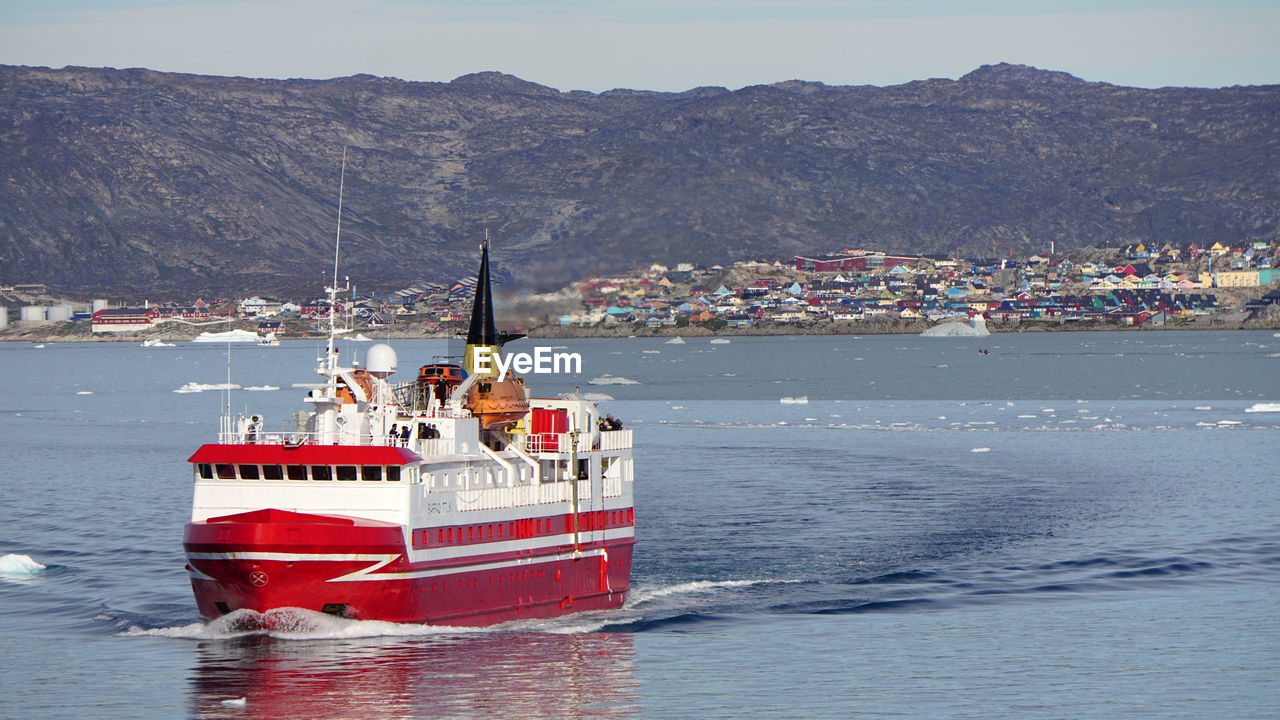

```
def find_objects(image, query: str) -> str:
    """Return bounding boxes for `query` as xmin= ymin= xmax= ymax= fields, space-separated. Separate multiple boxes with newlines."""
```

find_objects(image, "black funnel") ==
xmin=466 ymin=238 xmax=524 ymax=347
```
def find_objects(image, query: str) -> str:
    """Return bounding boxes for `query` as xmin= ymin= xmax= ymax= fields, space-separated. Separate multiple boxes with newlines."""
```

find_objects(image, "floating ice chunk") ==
xmin=588 ymin=375 xmax=640 ymax=385
xmin=664 ymin=337 xmax=685 ymax=344
xmin=971 ymin=447 xmax=990 ymax=453
xmin=0 ymin=554 xmax=45 ymax=576
xmin=192 ymin=329 xmax=259 ymax=343
xmin=174 ymin=382 xmax=242 ymax=393
xmin=76 ymin=391 xmax=93 ymax=395
xmin=1017 ymin=414 xmax=1038 ymax=419
xmin=642 ymin=350 xmax=660 ymax=354
xmin=1245 ymin=402 xmax=1280 ymax=413
xmin=780 ymin=396 xmax=809 ymax=404
xmin=243 ymin=385 xmax=279 ymax=391
xmin=1217 ymin=420 xmax=1242 ymax=425
xmin=709 ymin=338 xmax=731 ymax=344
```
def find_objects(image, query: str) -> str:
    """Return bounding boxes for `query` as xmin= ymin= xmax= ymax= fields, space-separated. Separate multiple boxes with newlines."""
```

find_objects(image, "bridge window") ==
xmin=262 ymin=465 xmax=283 ymax=480
xmin=215 ymin=464 xmax=235 ymax=479
xmin=361 ymin=466 xmax=382 ymax=481
xmin=286 ymin=465 xmax=306 ymax=481
xmin=336 ymin=465 xmax=358 ymax=481
xmin=197 ymin=463 xmax=213 ymax=479
xmin=312 ymin=465 xmax=331 ymax=481
xmin=239 ymin=465 xmax=259 ymax=480
xmin=386 ymin=466 xmax=401 ymax=482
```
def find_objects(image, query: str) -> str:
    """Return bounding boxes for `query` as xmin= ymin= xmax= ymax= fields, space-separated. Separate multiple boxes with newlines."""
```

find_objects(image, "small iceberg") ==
xmin=0 ymin=553 xmax=46 ymax=576
xmin=780 ymin=396 xmax=809 ymax=404
xmin=665 ymin=337 xmax=686 ymax=344
xmin=971 ymin=447 xmax=991 ymax=453
xmin=32 ymin=343 xmax=45 ymax=348
xmin=192 ymin=329 xmax=259 ymax=343
xmin=351 ymin=334 xmax=373 ymax=342
xmin=76 ymin=391 xmax=94 ymax=395
xmin=141 ymin=339 xmax=174 ymax=347
xmin=1244 ymin=402 xmax=1280 ymax=413
xmin=642 ymin=350 xmax=661 ymax=354
xmin=921 ymin=315 xmax=990 ymax=337
xmin=175 ymin=382 xmax=242 ymax=393
xmin=709 ymin=338 xmax=731 ymax=344
xmin=589 ymin=375 xmax=641 ymax=385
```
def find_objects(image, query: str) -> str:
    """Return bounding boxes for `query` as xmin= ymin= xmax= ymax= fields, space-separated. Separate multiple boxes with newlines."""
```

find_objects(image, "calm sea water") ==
xmin=1 ymin=330 xmax=1277 ymax=719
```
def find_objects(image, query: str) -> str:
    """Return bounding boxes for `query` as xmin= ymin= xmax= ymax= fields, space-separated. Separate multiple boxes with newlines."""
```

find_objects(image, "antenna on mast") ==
xmin=333 ymin=147 xmax=346 ymax=298
xmin=326 ymin=147 xmax=348 ymax=373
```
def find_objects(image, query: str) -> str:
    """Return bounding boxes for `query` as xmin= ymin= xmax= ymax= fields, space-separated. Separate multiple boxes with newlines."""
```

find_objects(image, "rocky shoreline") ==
xmin=4 ymin=309 xmax=1275 ymax=344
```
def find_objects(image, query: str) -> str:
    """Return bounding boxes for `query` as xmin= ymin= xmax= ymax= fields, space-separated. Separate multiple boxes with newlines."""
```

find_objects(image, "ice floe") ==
xmin=1244 ymin=402 xmax=1280 ymax=413
xmin=0 ymin=553 xmax=46 ymax=576
xmin=175 ymin=382 xmax=241 ymax=393
xmin=588 ymin=375 xmax=640 ymax=385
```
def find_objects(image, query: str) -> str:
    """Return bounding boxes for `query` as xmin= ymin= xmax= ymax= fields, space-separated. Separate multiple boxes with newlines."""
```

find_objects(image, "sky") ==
xmin=0 ymin=1 xmax=1277 ymax=92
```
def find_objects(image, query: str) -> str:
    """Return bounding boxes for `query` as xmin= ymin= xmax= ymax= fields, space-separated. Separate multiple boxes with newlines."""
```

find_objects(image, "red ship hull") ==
xmin=184 ymin=508 xmax=634 ymax=625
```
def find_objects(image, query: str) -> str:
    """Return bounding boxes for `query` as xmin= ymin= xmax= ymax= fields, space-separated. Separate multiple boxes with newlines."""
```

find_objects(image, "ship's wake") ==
xmin=113 ymin=579 xmax=792 ymax=639
xmin=119 ymin=607 xmax=473 ymax=641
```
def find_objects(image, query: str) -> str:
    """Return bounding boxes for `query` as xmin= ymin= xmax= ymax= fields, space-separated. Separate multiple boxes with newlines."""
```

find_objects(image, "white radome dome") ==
xmin=365 ymin=343 xmax=398 ymax=377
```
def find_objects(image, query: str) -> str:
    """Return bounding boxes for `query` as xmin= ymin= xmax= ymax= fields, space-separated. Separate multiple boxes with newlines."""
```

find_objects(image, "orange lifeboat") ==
xmin=335 ymin=369 xmax=374 ymax=405
xmin=416 ymin=363 xmax=465 ymax=408
xmin=465 ymin=376 xmax=529 ymax=429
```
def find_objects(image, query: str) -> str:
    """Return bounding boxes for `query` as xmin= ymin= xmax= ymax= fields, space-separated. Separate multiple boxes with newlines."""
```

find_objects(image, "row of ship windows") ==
xmin=414 ymin=508 xmax=635 ymax=548
xmin=196 ymin=463 xmax=402 ymax=482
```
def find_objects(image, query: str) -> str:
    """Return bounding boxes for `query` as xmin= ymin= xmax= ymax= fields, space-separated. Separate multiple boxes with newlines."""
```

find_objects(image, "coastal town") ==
xmin=3 ymin=241 xmax=1279 ymax=341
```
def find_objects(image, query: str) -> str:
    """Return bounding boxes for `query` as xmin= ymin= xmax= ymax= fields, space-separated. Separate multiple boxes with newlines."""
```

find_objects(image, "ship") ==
xmin=182 ymin=239 xmax=635 ymax=625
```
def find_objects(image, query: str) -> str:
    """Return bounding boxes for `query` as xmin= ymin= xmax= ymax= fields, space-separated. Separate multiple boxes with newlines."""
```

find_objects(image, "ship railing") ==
xmin=456 ymin=478 xmax=593 ymax=512
xmin=218 ymin=429 xmax=321 ymax=445
xmin=524 ymin=433 xmax=562 ymax=453
xmin=521 ymin=429 xmax=631 ymax=455
xmin=599 ymin=429 xmax=632 ymax=452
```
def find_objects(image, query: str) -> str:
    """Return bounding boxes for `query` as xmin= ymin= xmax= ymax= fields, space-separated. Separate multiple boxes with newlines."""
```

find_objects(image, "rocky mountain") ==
xmin=1 ymin=63 xmax=1276 ymax=295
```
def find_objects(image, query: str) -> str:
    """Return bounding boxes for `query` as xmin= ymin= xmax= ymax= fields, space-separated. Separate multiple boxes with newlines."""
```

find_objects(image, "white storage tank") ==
xmin=92 ymin=299 xmax=110 ymax=313
xmin=47 ymin=304 xmax=73 ymax=322
xmin=20 ymin=306 xmax=47 ymax=323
